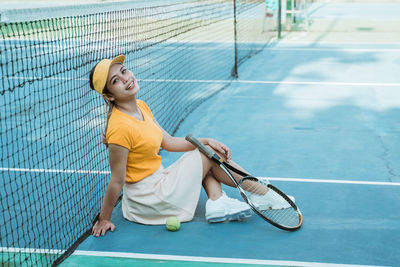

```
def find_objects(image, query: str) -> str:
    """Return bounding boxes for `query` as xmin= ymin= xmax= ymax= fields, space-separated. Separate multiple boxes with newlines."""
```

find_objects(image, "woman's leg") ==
xmin=199 ymin=146 xmax=268 ymax=195
xmin=198 ymin=146 xmax=248 ymax=187
xmin=202 ymin=172 xmax=222 ymax=200
xmin=200 ymin=168 xmax=251 ymax=223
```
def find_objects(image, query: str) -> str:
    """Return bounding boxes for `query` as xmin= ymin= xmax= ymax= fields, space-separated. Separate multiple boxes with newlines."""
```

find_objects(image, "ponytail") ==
xmin=102 ymin=86 xmax=114 ymax=147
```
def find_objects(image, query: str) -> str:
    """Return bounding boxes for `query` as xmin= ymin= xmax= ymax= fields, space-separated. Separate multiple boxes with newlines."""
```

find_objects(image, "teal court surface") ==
xmin=1 ymin=0 xmax=400 ymax=266
xmin=62 ymin=41 xmax=400 ymax=266
xmin=64 ymin=3 xmax=400 ymax=265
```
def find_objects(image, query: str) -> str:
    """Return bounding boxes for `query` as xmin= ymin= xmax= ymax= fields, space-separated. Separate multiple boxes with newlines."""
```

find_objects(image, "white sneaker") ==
xmin=250 ymin=189 xmax=295 ymax=210
xmin=205 ymin=191 xmax=252 ymax=223
xmin=220 ymin=191 xmax=252 ymax=215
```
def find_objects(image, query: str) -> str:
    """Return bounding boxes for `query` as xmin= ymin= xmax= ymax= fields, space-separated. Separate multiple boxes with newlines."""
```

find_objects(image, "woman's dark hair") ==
xmin=89 ymin=64 xmax=97 ymax=92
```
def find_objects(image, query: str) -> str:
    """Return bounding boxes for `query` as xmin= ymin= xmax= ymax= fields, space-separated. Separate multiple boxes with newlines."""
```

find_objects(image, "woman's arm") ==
xmin=154 ymin=119 xmax=231 ymax=161
xmin=92 ymin=144 xmax=128 ymax=237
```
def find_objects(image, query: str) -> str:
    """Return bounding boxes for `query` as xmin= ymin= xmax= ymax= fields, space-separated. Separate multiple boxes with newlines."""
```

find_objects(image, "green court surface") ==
xmin=62 ymin=255 xmax=287 ymax=267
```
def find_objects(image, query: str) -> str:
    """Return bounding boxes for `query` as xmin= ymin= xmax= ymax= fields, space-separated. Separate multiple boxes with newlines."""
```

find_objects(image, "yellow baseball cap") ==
xmin=90 ymin=55 xmax=125 ymax=94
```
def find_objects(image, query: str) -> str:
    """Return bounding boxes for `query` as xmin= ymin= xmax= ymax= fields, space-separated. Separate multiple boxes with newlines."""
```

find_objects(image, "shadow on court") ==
xmin=68 ymin=40 xmax=400 ymax=267
xmin=65 ymin=1 xmax=400 ymax=266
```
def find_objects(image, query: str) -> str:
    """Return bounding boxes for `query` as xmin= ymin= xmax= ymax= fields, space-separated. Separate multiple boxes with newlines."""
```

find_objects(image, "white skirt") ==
xmin=121 ymin=149 xmax=203 ymax=225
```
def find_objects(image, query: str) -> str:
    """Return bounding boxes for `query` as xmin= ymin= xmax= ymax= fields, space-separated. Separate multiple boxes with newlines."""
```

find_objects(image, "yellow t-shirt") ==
xmin=106 ymin=100 xmax=163 ymax=183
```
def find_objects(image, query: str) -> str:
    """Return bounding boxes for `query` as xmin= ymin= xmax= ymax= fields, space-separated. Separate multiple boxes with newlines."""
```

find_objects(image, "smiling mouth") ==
xmin=126 ymin=80 xmax=135 ymax=90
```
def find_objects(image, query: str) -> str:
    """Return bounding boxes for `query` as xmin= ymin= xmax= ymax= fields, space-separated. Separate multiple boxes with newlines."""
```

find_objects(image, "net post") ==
xmin=278 ymin=0 xmax=282 ymax=39
xmin=293 ymin=0 xmax=297 ymax=23
xmin=232 ymin=0 xmax=238 ymax=78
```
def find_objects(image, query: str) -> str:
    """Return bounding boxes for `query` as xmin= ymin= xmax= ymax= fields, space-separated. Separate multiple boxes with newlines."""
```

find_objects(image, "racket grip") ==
xmin=185 ymin=134 xmax=215 ymax=159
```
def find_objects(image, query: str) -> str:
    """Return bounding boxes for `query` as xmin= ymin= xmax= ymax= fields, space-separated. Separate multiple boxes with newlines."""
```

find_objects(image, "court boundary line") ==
xmin=2 ymin=43 xmax=399 ymax=52
xmin=276 ymin=41 xmax=400 ymax=45
xmin=266 ymin=47 xmax=400 ymax=52
xmin=0 ymin=247 xmax=64 ymax=254
xmin=4 ymin=76 xmax=400 ymax=88
xmin=234 ymin=80 xmax=400 ymax=87
xmin=264 ymin=177 xmax=400 ymax=186
xmin=141 ymin=79 xmax=400 ymax=87
xmin=70 ymin=250 xmax=384 ymax=267
xmin=0 ymin=167 xmax=110 ymax=175
xmin=2 ymin=167 xmax=399 ymax=186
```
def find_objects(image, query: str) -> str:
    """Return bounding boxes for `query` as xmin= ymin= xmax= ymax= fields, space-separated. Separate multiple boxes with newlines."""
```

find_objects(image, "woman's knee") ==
xmin=200 ymin=151 xmax=214 ymax=177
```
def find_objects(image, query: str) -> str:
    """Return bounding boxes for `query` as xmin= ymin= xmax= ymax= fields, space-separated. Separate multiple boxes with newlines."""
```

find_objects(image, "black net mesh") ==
xmin=0 ymin=0 xmax=276 ymax=266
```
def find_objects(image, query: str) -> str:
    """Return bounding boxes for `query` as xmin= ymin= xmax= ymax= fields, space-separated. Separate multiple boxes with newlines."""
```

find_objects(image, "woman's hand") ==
xmin=206 ymin=139 xmax=231 ymax=162
xmin=92 ymin=219 xmax=116 ymax=237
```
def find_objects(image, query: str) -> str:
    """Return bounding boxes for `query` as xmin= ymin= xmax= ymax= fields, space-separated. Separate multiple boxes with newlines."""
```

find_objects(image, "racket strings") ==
xmin=263 ymin=208 xmax=299 ymax=227
xmin=241 ymin=178 xmax=268 ymax=195
xmin=241 ymin=179 xmax=301 ymax=227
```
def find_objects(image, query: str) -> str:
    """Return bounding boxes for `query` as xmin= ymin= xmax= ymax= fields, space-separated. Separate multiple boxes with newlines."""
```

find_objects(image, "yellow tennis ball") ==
xmin=166 ymin=216 xmax=180 ymax=231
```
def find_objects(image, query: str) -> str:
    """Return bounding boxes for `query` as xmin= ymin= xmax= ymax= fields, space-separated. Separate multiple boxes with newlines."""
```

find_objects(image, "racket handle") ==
xmin=185 ymin=134 xmax=215 ymax=159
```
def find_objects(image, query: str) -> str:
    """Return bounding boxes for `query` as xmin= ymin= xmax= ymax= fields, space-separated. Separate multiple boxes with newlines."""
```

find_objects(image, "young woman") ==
xmin=89 ymin=55 xmax=253 ymax=237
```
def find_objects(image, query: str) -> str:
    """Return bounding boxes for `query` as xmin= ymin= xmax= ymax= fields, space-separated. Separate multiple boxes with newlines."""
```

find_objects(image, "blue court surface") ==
xmin=2 ymin=1 xmax=399 ymax=267
xmin=64 ymin=40 xmax=400 ymax=267
xmin=59 ymin=1 xmax=400 ymax=266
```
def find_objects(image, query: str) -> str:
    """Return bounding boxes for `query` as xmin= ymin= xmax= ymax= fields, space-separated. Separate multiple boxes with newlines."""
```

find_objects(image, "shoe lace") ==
xmin=221 ymin=191 xmax=243 ymax=204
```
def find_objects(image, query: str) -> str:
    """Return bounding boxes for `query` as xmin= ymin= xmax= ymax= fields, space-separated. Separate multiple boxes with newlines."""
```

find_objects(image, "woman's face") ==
xmin=105 ymin=63 xmax=139 ymax=99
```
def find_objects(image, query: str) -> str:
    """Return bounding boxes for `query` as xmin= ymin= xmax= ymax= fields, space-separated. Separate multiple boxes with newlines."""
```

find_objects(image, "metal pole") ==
xmin=232 ymin=0 xmax=238 ymax=78
xmin=278 ymin=0 xmax=281 ymax=39
xmin=293 ymin=0 xmax=297 ymax=23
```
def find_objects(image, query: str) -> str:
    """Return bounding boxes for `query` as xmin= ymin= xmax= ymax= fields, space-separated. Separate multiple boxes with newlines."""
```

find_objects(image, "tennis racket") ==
xmin=186 ymin=134 xmax=303 ymax=231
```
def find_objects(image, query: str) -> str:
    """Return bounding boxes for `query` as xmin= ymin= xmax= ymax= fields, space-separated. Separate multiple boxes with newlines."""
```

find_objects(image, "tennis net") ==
xmin=0 ymin=0 xmax=277 ymax=266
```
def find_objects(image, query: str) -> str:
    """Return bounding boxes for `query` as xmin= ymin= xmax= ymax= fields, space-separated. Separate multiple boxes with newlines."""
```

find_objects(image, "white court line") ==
xmin=2 ymin=167 xmax=399 ymax=186
xmin=141 ymin=79 xmax=400 ymax=87
xmin=3 ymin=76 xmax=400 ymax=88
xmin=0 ymin=167 xmax=109 ymax=175
xmin=1 ymin=42 xmax=399 ymax=52
xmin=233 ymin=80 xmax=400 ymax=87
xmin=0 ymin=247 xmax=64 ymax=254
xmin=277 ymin=41 xmax=400 ymax=46
xmin=71 ymin=250 xmax=385 ymax=267
xmin=0 ymin=247 xmax=385 ymax=267
xmin=263 ymin=177 xmax=400 ymax=186
xmin=265 ymin=47 xmax=400 ymax=52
